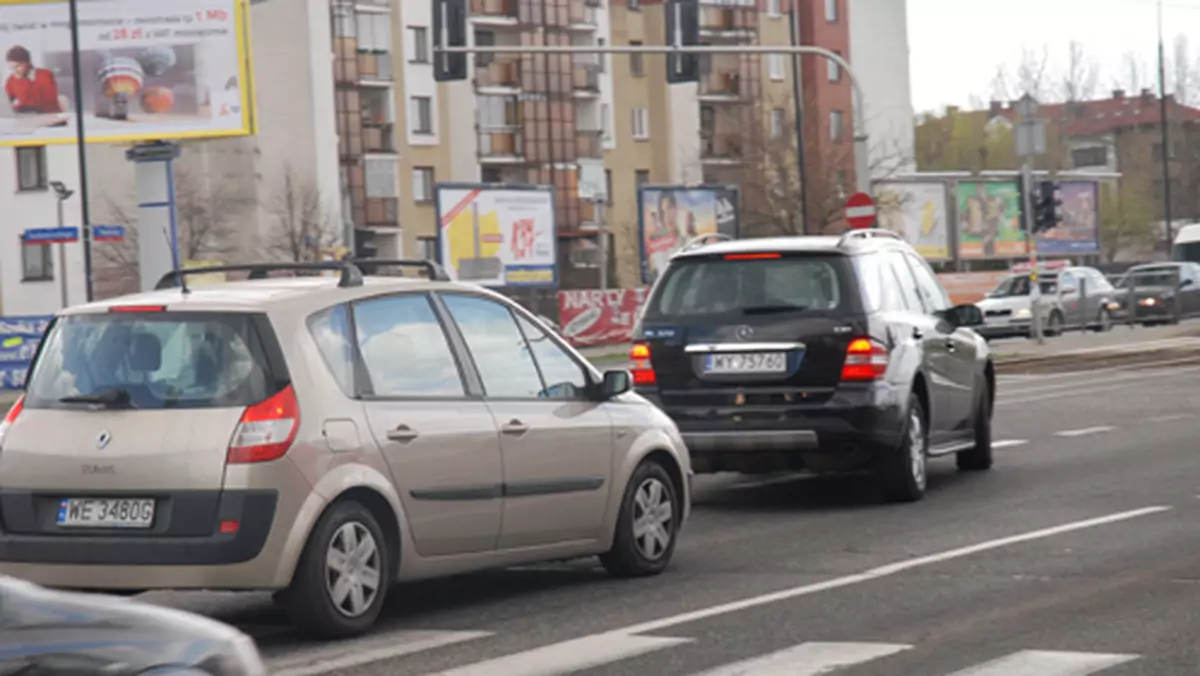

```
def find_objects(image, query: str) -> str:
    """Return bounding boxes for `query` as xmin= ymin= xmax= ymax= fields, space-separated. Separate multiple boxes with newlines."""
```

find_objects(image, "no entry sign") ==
xmin=844 ymin=192 xmax=877 ymax=229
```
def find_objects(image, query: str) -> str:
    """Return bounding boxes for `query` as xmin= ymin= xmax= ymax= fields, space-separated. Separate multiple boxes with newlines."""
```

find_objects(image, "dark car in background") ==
xmin=628 ymin=229 xmax=996 ymax=503
xmin=1110 ymin=261 xmax=1200 ymax=325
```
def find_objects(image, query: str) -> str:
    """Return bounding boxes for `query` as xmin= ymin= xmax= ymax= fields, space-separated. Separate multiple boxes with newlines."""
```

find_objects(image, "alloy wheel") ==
xmin=632 ymin=478 xmax=674 ymax=561
xmin=908 ymin=406 xmax=927 ymax=491
xmin=325 ymin=522 xmax=382 ymax=618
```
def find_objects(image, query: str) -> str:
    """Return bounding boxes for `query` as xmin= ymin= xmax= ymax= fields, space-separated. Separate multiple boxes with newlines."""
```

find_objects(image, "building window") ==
xmin=419 ymin=237 xmax=437 ymax=261
xmin=605 ymin=169 xmax=613 ymax=204
xmin=830 ymin=110 xmax=844 ymax=141
xmin=479 ymin=94 xmax=519 ymax=127
xmin=365 ymin=158 xmax=398 ymax=198
xmin=21 ymin=240 xmax=52 ymax=281
xmin=827 ymin=51 xmax=841 ymax=82
xmin=768 ymin=54 xmax=784 ymax=81
xmin=630 ymin=41 xmax=644 ymax=77
xmin=412 ymin=167 xmax=435 ymax=202
xmin=333 ymin=5 xmax=355 ymax=37
xmin=635 ymin=169 xmax=650 ymax=189
xmin=771 ymin=108 xmax=785 ymax=139
xmin=410 ymin=27 xmax=429 ymax=63
xmin=767 ymin=0 xmax=782 ymax=17
xmin=825 ymin=0 xmax=838 ymax=22
xmin=628 ymin=0 xmax=640 ymax=10
xmin=632 ymin=108 xmax=650 ymax=140
xmin=411 ymin=96 xmax=433 ymax=134
xmin=1072 ymin=146 xmax=1108 ymax=168
xmin=16 ymin=147 xmax=46 ymax=192
xmin=356 ymin=12 xmax=392 ymax=52
xmin=475 ymin=30 xmax=495 ymax=66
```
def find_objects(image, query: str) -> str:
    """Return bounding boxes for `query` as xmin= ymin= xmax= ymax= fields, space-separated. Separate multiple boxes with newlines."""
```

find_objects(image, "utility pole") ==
xmin=788 ymin=8 xmax=809 ymax=235
xmin=1157 ymin=0 xmax=1173 ymax=251
xmin=68 ymin=0 xmax=94 ymax=302
xmin=1015 ymin=93 xmax=1046 ymax=345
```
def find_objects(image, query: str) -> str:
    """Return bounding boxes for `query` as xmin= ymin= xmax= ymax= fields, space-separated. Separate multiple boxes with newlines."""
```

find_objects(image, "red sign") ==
xmin=557 ymin=289 xmax=649 ymax=348
xmin=844 ymin=192 xmax=877 ymax=229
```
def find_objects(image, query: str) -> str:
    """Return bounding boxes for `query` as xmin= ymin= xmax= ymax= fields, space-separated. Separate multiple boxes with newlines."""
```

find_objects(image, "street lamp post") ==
xmin=49 ymin=181 xmax=75 ymax=310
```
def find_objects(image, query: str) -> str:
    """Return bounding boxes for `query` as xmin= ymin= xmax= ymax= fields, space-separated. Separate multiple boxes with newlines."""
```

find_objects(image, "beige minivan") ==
xmin=0 ymin=262 xmax=692 ymax=638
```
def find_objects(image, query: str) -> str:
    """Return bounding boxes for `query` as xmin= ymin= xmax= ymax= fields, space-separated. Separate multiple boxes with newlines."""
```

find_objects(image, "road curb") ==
xmin=995 ymin=343 xmax=1200 ymax=374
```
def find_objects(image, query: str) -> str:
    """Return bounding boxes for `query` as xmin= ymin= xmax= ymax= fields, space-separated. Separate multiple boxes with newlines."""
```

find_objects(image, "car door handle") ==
xmin=387 ymin=425 xmax=419 ymax=442
xmin=501 ymin=419 xmax=530 ymax=436
xmin=944 ymin=338 xmax=956 ymax=353
xmin=912 ymin=326 xmax=924 ymax=340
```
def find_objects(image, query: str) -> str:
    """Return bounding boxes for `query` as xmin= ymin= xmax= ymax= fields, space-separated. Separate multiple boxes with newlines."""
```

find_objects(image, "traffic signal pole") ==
xmin=1021 ymin=160 xmax=1044 ymax=345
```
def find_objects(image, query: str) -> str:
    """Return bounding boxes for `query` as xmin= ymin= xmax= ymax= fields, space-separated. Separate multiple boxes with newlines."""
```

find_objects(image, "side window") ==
xmin=307 ymin=304 xmax=354 ymax=395
xmin=515 ymin=314 xmax=589 ymax=400
xmin=441 ymin=294 xmax=546 ymax=399
xmin=353 ymin=294 xmax=465 ymax=397
xmin=885 ymin=252 xmax=922 ymax=312
xmin=1059 ymin=272 xmax=1078 ymax=294
xmin=855 ymin=255 xmax=908 ymax=312
xmin=904 ymin=253 xmax=951 ymax=313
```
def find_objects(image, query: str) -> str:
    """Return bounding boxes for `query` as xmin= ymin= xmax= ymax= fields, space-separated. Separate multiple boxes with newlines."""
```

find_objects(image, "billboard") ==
xmin=1036 ymin=180 xmax=1100 ymax=255
xmin=0 ymin=0 xmax=255 ymax=147
xmin=873 ymin=181 xmax=951 ymax=260
xmin=955 ymin=180 xmax=1027 ymax=259
xmin=558 ymin=288 xmax=648 ymax=348
xmin=435 ymin=184 xmax=558 ymax=288
xmin=0 ymin=315 xmax=52 ymax=391
xmin=639 ymin=185 xmax=740 ymax=283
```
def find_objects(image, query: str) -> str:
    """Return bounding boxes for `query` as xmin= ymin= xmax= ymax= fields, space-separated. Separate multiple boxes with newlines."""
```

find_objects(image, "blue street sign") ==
xmin=22 ymin=227 xmax=79 ymax=245
xmin=92 ymin=225 xmax=126 ymax=242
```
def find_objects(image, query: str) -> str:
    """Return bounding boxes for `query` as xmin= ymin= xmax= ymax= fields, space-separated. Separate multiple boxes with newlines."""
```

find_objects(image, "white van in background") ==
xmin=1172 ymin=223 xmax=1200 ymax=263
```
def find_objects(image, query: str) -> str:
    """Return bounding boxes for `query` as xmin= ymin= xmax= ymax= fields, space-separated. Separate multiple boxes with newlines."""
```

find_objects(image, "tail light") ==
xmin=0 ymin=395 xmax=24 ymax=450
xmin=841 ymin=338 xmax=889 ymax=381
xmin=227 ymin=385 xmax=300 ymax=464
xmin=630 ymin=342 xmax=656 ymax=386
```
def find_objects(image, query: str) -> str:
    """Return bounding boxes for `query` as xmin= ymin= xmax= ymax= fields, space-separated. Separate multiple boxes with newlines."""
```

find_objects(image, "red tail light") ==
xmin=841 ymin=338 xmax=889 ymax=381
xmin=227 ymin=385 xmax=300 ymax=464
xmin=108 ymin=305 xmax=167 ymax=313
xmin=0 ymin=394 xmax=24 ymax=450
xmin=630 ymin=342 xmax=656 ymax=386
xmin=724 ymin=253 xmax=781 ymax=260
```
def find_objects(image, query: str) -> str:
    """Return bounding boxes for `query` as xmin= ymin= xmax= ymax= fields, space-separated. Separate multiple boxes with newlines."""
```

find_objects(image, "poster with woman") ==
xmin=639 ymin=186 xmax=740 ymax=283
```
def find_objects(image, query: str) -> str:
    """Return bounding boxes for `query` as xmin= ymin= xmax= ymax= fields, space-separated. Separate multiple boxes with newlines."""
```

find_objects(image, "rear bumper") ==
xmin=0 ymin=490 xmax=277 ymax=567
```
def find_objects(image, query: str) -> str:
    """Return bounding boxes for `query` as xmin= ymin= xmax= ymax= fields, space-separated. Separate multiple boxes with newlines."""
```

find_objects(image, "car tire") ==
xmin=1093 ymin=308 xmax=1113 ymax=332
xmin=877 ymin=393 xmax=927 ymax=503
xmin=600 ymin=460 xmax=680 ymax=578
xmin=1046 ymin=311 xmax=1064 ymax=336
xmin=957 ymin=386 xmax=993 ymax=472
xmin=279 ymin=500 xmax=391 ymax=639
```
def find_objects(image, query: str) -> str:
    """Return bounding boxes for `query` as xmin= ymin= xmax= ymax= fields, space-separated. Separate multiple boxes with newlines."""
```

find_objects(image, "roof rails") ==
xmin=680 ymin=233 xmax=734 ymax=253
xmin=154 ymin=262 xmax=365 ymax=292
xmin=837 ymin=228 xmax=903 ymax=247
xmin=349 ymin=258 xmax=451 ymax=281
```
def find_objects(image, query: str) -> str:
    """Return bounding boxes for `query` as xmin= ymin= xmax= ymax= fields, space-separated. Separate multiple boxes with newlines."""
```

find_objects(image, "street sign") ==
xmin=1015 ymin=93 xmax=1039 ymax=120
xmin=22 ymin=227 xmax=79 ymax=245
xmin=92 ymin=225 xmax=126 ymax=242
xmin=844 ymin=192 xmax=877 ymax=229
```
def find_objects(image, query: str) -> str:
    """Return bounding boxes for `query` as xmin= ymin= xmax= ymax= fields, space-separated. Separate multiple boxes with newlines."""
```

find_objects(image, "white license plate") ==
xmin=57 ymin=498 xmax=155 ymax=529
xmin=703 ymin=352 xmax=788 ymax=374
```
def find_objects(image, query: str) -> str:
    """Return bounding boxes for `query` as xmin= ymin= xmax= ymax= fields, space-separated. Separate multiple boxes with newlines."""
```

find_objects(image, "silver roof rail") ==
xmin=837 ymin=228 xmax=903 ymax=247
xmin=679 ymin=233 xmax=734 ymax=253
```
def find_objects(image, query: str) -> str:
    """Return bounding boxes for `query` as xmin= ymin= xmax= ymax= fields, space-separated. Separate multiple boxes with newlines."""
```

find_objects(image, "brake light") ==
xmin=841 ymin=338 xmax=889 ymax=381
xmin=723 ymin=253 xmax=781 ymax=260
xmin=108 ymin=305 xmax=167 ymax=313
xmin=630 ymin=342 xmax=656 ymax=386
xmin=227 ymin=385 xmax=300 ymax=464
xmin=0 ymin=395 xmax=24 ymax=450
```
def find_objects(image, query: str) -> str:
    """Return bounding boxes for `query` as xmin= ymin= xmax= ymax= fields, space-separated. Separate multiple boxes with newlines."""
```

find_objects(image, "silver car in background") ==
xmin=976 ymin=266 xmax=1116 ymax=339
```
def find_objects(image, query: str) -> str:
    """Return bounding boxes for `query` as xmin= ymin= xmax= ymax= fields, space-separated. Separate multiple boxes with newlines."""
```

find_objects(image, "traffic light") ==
xmin=432 ymin=0 xmax=468 ymax=82
xmin=1032 ymin=180 xmax=1063 ymax=235
xmin=666 ymin=0 xmax=700 ymax=84
xmin=354 ymin=228 xmax=379 ymax=274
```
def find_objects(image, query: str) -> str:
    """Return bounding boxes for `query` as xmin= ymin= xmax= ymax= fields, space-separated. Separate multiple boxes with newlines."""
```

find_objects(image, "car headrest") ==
xmin=128 ymin=332 xmax=162 ymax=373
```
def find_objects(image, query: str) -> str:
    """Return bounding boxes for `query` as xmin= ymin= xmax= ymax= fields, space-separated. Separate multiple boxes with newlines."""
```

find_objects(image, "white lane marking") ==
xmin=991 ymin=439 xmax=1029 ymax=449
xmin=1055 ymin=426 xmax=1117 ymax=438
xmin=269 ymin=630 xmax=493 ymax=676
xmin=944 ymin=649 xmax=1139 ymax=676
xmin=424 ymin=634 xmax=693 ymax=676
xmin=689 ymin=642 xmax=911 ymax=676
xmin=1148 ymin=413 xmax=1195 ymax=423
xmin=616 ymin=506 xmax=1170 ymax=636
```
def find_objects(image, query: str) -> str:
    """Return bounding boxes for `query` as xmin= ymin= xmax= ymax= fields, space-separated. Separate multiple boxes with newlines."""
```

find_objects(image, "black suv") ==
xmin=630 ymin=230 xmax=995 ymax=502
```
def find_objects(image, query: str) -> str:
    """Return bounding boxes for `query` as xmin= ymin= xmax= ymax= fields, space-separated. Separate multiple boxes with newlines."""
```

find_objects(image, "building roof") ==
xmin=983 ymin=88 xmax=1200 ymax=137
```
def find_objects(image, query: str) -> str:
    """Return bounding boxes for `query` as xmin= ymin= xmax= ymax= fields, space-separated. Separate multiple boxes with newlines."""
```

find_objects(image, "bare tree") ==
xmin=1060 ymin=40 xmax=1100 ymax=102
xmin=264 ymin=165 xmax=340 ymax=262
xmin=173 ymin=168 xmax=245 ymax=262
xmin=1015 ymin=46 xmax=1052 ymax=100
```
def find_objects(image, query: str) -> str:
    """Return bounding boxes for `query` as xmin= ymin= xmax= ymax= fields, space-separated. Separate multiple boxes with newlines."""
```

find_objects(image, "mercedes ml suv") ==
xmin=629 ymin=230 xmax=996 ymax=502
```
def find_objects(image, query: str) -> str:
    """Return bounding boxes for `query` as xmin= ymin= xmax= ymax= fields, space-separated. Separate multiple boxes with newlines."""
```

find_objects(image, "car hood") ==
xmin=0 ymin=576 xmax=258 ymax=675
xmin=977 ymin=296 xmax=1032 ymax=312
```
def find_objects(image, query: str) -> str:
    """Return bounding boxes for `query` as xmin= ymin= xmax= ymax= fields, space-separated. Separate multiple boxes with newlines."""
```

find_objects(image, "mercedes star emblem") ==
xmin=96 ymin=430 xmax=112 ymax=451
xmin=735 ymin=325 xmax=754 ymax=341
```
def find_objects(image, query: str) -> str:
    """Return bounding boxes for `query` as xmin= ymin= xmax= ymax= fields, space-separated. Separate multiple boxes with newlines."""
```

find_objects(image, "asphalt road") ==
xmin=142 ymin=359 xmax=1200 ymax=676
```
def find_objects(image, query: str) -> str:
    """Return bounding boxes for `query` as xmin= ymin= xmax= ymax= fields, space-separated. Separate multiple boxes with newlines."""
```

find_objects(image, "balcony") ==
xmin=478 ymin=129 xmax=525 ymax=163
xmin=357 ymin=52 xmax=393 ymax=85
xmin=575 ymin=129 xmax=603 ymax=158
xmin=471 ymin=0 xmax=520 ymax=26
xmin=698 ymin=70 xmax=744 ymax=101
xmin=700 ymin=6 xmax=756 ymax=38
xmin=365 ymin=197 xmax=399 ymax=226
xmin=476 ymin=58 xmax=522 ymax=91
xmin=354 ymin=0 xmax=392 ymax=11
xmin=568 ymin=3 xmax=599 ymax=30
xmin=362 ymin=122 xmax=396 ymax=153
xmin=702 ymin=134 xmax=744 ymax=164
xmin=573 ymin=64 xmax=601 ymax=97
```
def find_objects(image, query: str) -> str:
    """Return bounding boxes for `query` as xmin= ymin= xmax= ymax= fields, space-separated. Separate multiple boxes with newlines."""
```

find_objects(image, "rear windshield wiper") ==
xmin=742 ymin=304 xmax=809 ymax=315
xmin=59 ymin=388 xmax=136 ymax=409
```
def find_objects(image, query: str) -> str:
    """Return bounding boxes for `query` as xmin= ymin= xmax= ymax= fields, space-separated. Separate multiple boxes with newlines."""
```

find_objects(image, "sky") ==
xmin=906 ymin=0 xmax=1200 ymax=113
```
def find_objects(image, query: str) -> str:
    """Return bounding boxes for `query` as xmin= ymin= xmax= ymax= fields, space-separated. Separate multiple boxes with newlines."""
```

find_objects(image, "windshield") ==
xmin=23 ymin=312 xmax=285 ymax=410
xmin=989 ymin=275 xmax=1057 ymax=297
xmin=645 ymin=255 xmax=853 ymax=319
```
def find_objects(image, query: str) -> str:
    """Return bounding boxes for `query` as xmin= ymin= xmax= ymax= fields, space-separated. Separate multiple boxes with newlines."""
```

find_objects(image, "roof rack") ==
xmin=680 ymin=233 xmax=734 ymax=253
xmin=348 ymin=258 xmax=451 ymax=281
xmin=837 ymin=228 xmax=903 ymax=247
xmin=154 ymin=262 xmax=365 ymax=292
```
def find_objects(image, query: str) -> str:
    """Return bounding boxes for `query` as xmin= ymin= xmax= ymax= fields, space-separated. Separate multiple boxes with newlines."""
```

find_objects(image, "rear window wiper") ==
xmin=741 ymin=305 xmax=809 ymax=315
xmin=59 ymin=388 xmax=136 ymax=409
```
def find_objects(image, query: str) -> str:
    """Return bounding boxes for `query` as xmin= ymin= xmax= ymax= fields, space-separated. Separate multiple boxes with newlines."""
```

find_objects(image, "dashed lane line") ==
xmin=1054 ymin=426 xmax=1117 ymax=438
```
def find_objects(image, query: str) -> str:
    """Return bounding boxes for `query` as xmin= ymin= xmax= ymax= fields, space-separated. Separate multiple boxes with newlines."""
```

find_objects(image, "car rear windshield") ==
xmin=644 ymin=254 xmax=855 ymax=320
xmin=1121 ymin=267 xmax=1181 ymax=287
xmin=23 ymin=311 xmax=287 ymax=410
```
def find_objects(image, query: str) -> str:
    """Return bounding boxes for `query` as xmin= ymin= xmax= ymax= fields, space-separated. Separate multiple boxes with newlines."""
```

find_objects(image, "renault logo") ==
xmin=735 ymin=325 xmax=754 ymax=341
xmin=96 ymin=430 xmax=111 ymax=451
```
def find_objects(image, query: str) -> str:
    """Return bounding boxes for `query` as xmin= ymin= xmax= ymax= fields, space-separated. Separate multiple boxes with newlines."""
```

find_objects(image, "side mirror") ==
xmin=942 ymin=304 xmax=983 ymax=328
xmin=601 ymin=370 xmax=633 ymax=399
xmin=1181 ymin=278 xmax=1194 ymax=288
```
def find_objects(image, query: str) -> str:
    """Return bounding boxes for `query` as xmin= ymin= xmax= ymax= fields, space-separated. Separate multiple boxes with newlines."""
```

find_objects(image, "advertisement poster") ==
xmin=436 ymin=184 xmax=558 ymax=288
xmin=955 ymin=181 xmax=1027 ymax=259
xmin=639 ymin=185 xmax=740 ymax=283
xmin=1036 ymin=180 xmax=1100 ymax=255
xmin=0 ymin=0 xmax=254 ymax=147
xmin=874 ymin=181 xmax=951 ymax=260
xmin=557 ymin=288 xmax=648 ymax=348
xmin=0 ymin=315 xmax=52 ymax=391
